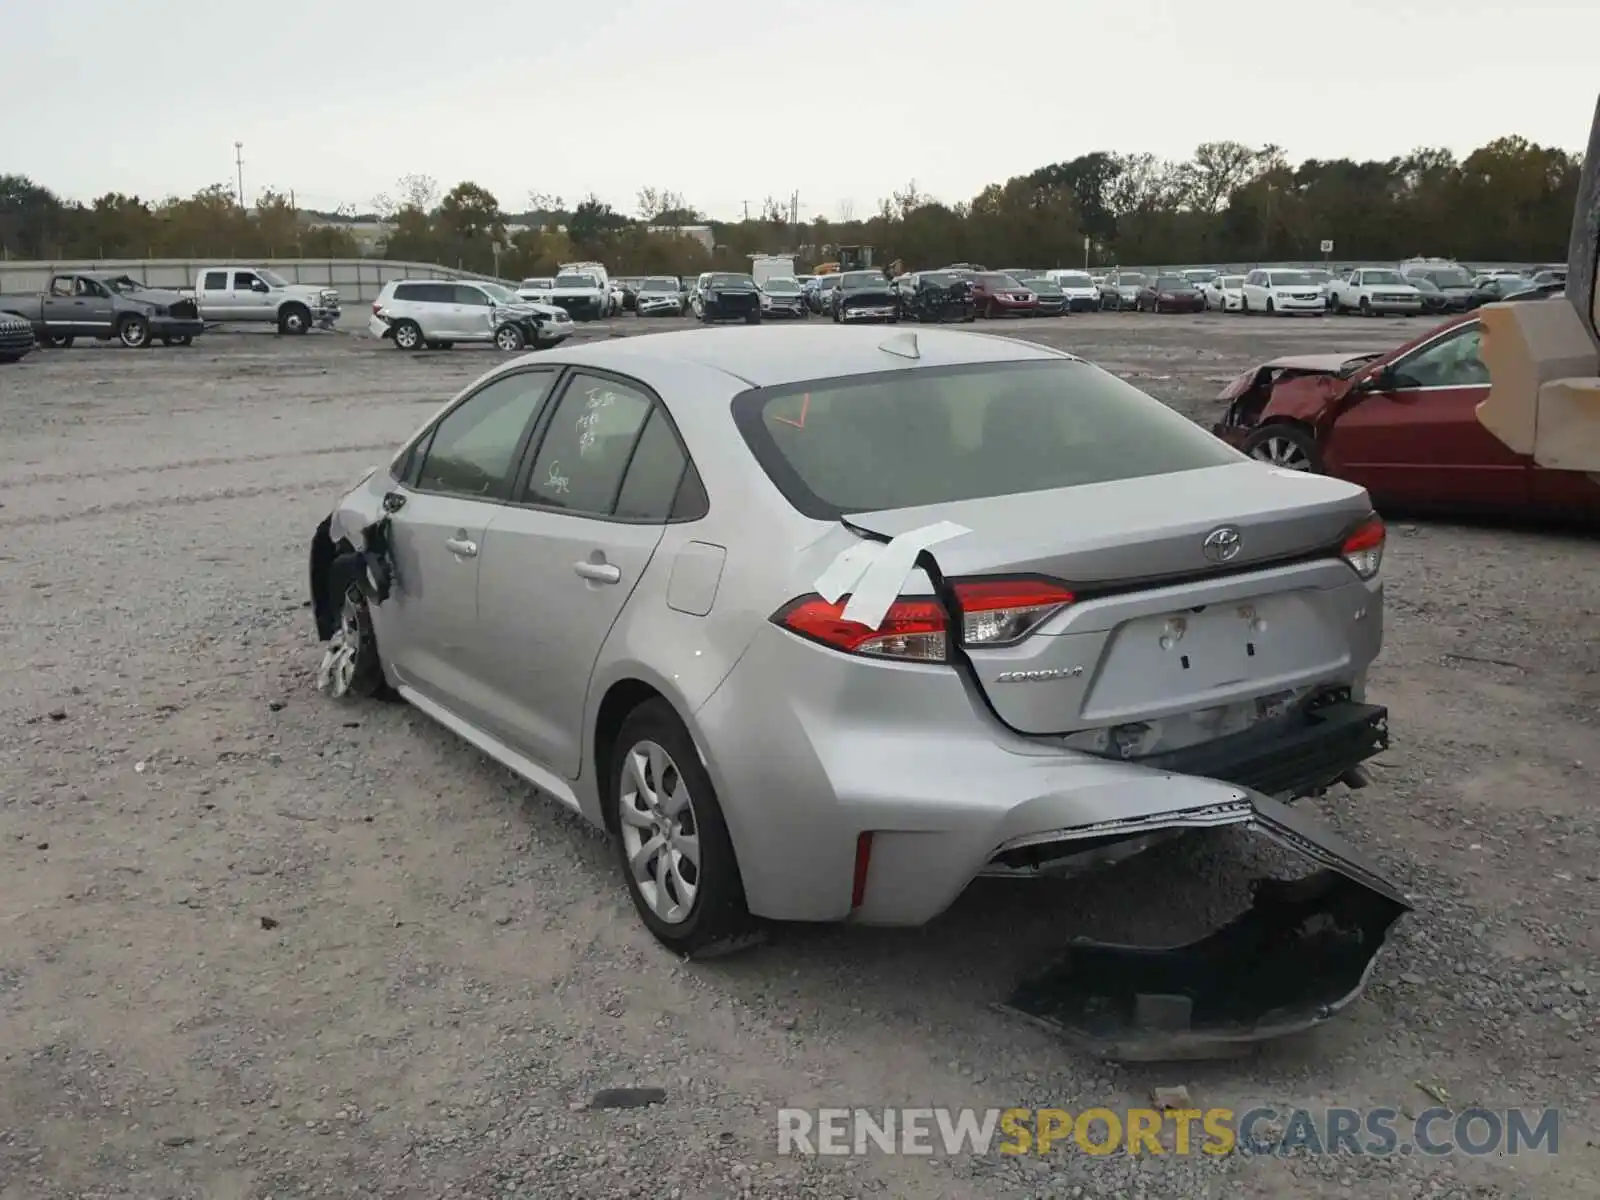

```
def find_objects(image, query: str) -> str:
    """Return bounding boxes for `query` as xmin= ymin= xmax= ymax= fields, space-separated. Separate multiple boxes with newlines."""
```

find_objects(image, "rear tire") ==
xmin=607 ymin=700 xmax=758 ymax=958
xmin=391 ymin=320 xmax=423 ymax=350
xmin=160 ymin=334 xmax=193 ymax=347
xmin=45 ymin=335 xmax=75 ymax=348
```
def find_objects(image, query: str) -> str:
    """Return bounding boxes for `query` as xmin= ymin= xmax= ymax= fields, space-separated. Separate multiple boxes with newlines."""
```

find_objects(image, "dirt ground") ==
xmin=1 ymin=312 xmax=1597 ymax=1199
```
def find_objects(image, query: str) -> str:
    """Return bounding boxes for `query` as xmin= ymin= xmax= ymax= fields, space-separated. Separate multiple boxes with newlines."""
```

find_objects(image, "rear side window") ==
xmin=732 ymin=361 xmax=1241 ymax=519
xmin=203 ymin=270 xmax=227 ymax=289
xmin=612 ymin=410 xmax=688 ymax=520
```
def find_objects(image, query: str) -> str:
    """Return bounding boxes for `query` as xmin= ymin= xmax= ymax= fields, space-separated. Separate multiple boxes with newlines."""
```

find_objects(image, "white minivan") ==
xmin=1240 ymin=268 xmax=1328 ymax=315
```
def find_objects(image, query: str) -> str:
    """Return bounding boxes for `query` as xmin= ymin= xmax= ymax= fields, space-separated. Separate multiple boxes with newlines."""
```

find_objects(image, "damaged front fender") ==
xmin=309 ymin=512 xmax=395 ymax=641
xmin=1002 ymin=792 xmax=1411 ymax=1060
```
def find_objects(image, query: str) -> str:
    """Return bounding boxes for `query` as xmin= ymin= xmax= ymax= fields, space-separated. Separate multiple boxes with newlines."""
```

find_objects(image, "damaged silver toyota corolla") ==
xmin=309 ymin=326 xmax=1410 ymax=1058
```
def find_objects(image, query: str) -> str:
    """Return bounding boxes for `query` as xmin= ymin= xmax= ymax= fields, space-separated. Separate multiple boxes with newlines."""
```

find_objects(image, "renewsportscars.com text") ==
xmin=777 ymin=1106 xmax=1561 ymax=1158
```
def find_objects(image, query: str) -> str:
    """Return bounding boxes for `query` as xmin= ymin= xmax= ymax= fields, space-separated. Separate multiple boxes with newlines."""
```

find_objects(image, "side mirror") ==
xmin=1358 ymin=364 xmax=1397 ymax=392
xmin=252 ymin=281 xmax=270 ymax=293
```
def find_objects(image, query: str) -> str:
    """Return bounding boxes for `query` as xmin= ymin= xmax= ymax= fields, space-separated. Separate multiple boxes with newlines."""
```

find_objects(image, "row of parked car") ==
xmin=1095 ymin=259 xmax=1567 ymax=317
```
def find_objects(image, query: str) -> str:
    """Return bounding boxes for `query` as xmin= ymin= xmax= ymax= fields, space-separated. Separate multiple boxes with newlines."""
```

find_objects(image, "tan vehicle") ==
xmin=1475 ymin=93 xmax=1600 ymax=477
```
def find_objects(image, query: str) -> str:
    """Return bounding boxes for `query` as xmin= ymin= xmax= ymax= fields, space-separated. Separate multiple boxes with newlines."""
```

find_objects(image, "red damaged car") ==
xmin=1212 ymin=312 xmax=1600 ymax=521
xmin=1136 ymin=274 xmax=1206 ymax=314
xmin=970 ymin=272 xmax=1040 ymax=318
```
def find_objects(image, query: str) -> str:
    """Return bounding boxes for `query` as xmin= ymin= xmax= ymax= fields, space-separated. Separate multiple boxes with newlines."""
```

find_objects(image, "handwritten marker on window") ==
xmin=774 ymin=393 xmax=810 ymax=430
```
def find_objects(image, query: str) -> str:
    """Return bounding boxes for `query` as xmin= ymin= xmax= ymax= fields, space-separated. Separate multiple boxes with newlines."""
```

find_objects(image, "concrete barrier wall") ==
xmin=0 ymin=259 xmax=514 ymax=304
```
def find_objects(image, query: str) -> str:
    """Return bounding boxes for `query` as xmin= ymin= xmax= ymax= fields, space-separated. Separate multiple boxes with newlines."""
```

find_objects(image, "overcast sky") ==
xmin=10 ymin=0 xmax=1599 ymax=219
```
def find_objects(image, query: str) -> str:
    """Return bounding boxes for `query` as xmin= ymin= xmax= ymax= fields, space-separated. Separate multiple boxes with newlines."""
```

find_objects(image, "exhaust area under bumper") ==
xmin=1000 ymin=792 xmax=1410 ymax=1060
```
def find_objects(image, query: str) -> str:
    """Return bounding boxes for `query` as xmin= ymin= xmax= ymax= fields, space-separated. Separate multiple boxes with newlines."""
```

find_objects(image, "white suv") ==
xmin=369 ymin=280 xmax=572 ymax=351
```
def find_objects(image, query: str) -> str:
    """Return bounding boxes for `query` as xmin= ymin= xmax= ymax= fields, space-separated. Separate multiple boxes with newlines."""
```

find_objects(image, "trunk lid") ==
xmin=844 ymin=462 xmax=1376 ymax=735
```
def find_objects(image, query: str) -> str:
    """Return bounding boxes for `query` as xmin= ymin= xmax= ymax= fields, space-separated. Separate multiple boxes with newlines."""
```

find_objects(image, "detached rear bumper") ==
xmin=1001 ymin=792 xmax=1411 ymax=1059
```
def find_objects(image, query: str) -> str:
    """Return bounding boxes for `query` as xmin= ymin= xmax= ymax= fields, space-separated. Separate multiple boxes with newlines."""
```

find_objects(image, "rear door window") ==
xmin=520 ymin=373 xmax=655 ymax=515
xmin=732 ymin=360 xmax=1241 ymax=519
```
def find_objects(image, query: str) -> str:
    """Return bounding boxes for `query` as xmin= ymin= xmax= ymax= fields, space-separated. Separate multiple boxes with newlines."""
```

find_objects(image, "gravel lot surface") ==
xmin=2 ymin=312 xmax=1597 ymax=1198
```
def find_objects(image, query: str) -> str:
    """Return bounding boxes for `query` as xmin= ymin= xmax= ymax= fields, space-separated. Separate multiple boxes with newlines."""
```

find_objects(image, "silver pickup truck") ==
xmin=190 ymin=266 xmax=341 ymax=333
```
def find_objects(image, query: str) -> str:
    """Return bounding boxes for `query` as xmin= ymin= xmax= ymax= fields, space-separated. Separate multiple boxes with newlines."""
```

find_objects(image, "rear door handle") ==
xmin=574 ymin=561 xmax=621 ymax=584
xmin=445 ymin=535 xmax=478 ymax=558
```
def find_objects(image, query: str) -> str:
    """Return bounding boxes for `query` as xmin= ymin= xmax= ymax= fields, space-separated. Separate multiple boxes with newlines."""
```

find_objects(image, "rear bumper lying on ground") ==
xmin=1002 ymin=792 xmax=1410 ymax=1059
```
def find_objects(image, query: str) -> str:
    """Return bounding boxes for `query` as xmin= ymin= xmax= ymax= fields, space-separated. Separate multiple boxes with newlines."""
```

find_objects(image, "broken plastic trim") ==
xmin=1001 ymin=793 xmax=1411 ymax=1061
xmin=310 ymin=515 xmax=394 ymax=641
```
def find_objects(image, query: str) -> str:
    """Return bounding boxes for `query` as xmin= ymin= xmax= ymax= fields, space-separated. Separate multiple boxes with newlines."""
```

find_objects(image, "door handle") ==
xmin=444 ymin=536 xmax=478 ymax=558
xmin=573 ymin=560 xmax=621 ymax=584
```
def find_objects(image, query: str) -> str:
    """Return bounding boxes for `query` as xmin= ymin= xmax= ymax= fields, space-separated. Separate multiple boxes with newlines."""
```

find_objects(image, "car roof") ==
xmin=528 ymin=326 xmax=1073 ymax=388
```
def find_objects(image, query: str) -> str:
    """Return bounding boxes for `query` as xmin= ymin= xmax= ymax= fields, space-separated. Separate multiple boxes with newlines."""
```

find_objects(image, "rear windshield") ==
xmin=732 ymin=361 xmax=1240 ymax=519
xmin=1154 ymin=276 xmax=1187 ymax=290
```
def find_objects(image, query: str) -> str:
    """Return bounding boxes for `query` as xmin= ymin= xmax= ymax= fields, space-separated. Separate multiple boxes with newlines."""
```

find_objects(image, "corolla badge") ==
xmin=1202 ymin=525 xmax=1243 ymax=563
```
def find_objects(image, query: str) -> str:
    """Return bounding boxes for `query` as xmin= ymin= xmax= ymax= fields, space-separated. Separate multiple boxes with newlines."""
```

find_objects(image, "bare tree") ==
xmin=526 ymin=190 xmax=563 ymax=215
xmin=836 ymin=198 xmax=856 ymax=223
xmin=636 ymin=186 xmax=687 ymax=221
xmin=371 ymin=173 xmax=440 ymax=218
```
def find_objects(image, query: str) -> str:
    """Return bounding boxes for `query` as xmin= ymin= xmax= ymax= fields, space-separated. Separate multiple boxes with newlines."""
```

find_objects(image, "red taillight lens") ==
xmin=1340 ymin=515 xmax=1385 ymax=580
xmin=772 ymin=577 xmax=1074 ymax=660
xmin=953 ymin=579 xmax=1075 ymax=646
xmin=774 ymin=595 xmax=950 ymax=660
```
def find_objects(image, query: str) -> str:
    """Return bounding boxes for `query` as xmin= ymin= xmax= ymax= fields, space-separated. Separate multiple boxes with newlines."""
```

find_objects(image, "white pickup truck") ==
xmin=1327 ymin=267 xmax=1424 ymax=316
xmin=191 ymin=266 xmax=341 ymax=333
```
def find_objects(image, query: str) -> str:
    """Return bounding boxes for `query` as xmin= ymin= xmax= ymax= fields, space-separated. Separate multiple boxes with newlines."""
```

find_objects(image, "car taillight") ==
xmin=774 ymin=595 xmax=950 ymax=660
xmin=772 ymin=577 xmax=1074 ymax=661
xmin=1340 ymin=515 xmax=1385 ymax=580
xmin=952 ymin=579 xmax=1075 ymax=646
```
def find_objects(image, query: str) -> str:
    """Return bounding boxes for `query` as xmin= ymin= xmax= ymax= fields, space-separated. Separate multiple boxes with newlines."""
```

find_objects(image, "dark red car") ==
xmin=970 ymin=272 xmax=1040 ymax=318
xmin=1212 ymin=312 xmax=1600 ymax=521
xmin=1136 ymin=274 xmax=1206 ymax=313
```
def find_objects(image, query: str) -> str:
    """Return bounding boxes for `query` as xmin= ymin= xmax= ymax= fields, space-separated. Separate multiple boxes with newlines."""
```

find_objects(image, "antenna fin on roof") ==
xmin=879 ymin=330 xmax=920 ymax=360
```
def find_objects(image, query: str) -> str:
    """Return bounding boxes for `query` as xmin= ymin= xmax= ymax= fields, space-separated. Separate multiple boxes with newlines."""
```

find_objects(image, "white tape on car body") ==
xmin=839 ymin=520 xmax=970 ymax=630
xmin=812 ymin=540 xmax=883 ymax=604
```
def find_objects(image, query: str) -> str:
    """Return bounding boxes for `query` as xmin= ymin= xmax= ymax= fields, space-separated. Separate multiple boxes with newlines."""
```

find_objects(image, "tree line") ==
xmin=1 ymin=134 xmax=1580 ymax=279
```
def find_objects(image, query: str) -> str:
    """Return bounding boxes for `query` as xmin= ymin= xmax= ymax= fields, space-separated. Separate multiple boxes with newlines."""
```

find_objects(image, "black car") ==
xmin=894 ymin=271 xmax=976 ymax=323
xmin=1404 ymin=266 xmax=1482 ymax=313
xmin=830 ymin=270 xmax=899 ymax=323
xmin=0 ymin=311 xmax=35 ymax=362
xmin=697 ymin=273 xmax=762 ymax=324
xmin=1019 ymin=276 xmax=1068 ymax=316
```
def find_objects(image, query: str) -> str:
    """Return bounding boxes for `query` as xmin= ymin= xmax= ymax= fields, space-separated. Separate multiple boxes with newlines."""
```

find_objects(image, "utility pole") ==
xmin=234 ymin=142 xmax=245 ymax=209
xmin=742 ymin=199 xmax=750 ymax=222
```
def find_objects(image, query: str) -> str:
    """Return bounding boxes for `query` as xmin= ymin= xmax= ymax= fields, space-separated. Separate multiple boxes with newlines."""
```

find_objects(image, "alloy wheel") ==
xmin=315 ymin=588 xmax=366 ymax=698
xmin=1249 ymin=436 xmax=1313 ymax=471
xmin=617 ymin=740 xmax=701 ymax=925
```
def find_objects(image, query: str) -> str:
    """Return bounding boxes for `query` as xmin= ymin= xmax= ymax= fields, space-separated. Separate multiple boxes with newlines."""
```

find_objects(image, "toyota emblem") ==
xmin=1202 ymin=526 xmax=1242 ymax=563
